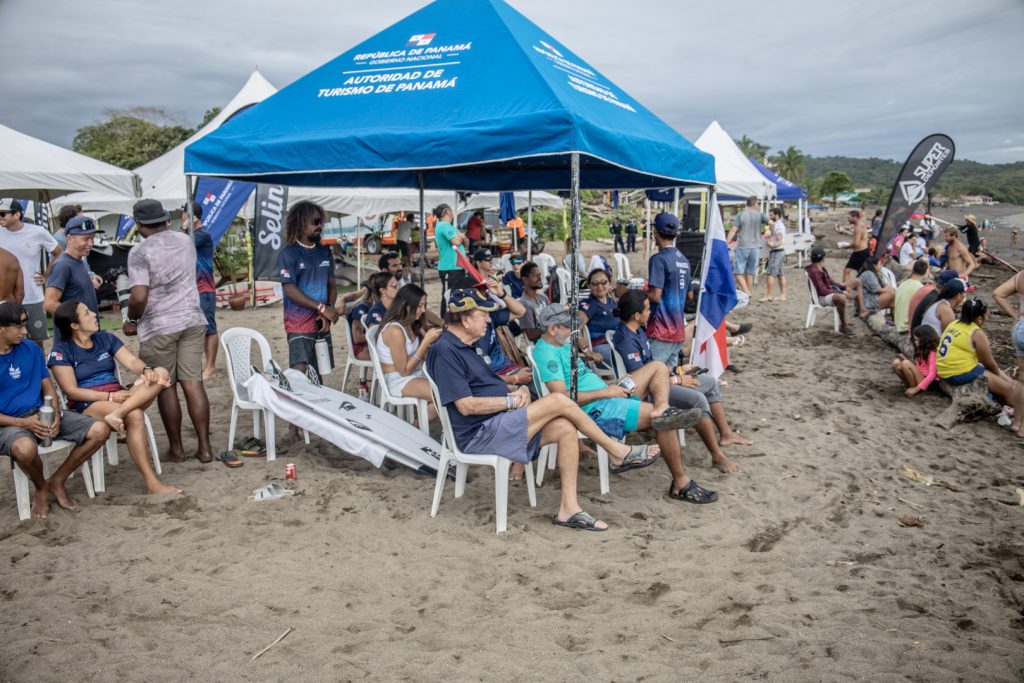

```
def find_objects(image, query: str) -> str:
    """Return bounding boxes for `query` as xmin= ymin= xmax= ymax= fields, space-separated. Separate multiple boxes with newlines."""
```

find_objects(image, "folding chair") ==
xmin=365 ymin=325 xmax=430 ymax=434
xmin=524 ymin=344 xmax=610 ymax=494
xmin=805 ymin=272 xmax=841 ymax=331
xmin=423 ymin=365 xmax=536 ymax=534
xmin=221 ymin=327 xmax=307 ymax=461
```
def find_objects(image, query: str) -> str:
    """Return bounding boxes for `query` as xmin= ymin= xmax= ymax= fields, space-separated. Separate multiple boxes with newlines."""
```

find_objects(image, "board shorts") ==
xmin=0 ymin=409 xmax=96 ymax=457
xmin=942 ymin=364 xmax=985 ymax=386
xmin=845 ymin=248 xmax=870 ymax=271
xmin=199 ymin=292 xmax=217 ymax=335
xmin=583 ymin=397 xmax=642 ymax=440
xmin=460 ymin=408 xmax=541 ymax=464
xmin=733 ymin=247 xmax=759 ymax=275
xmin=287 ymin=330 xmax=334 ymax=372
xmin=647 ymin=339 xmax=684 ymax=366
xmin=23 ymin=302 xmax=48 ymax=341
xmin=1013 ymin=320 xmax=1024 ymax=357
xmin=766 ymin=248 xmax=785 ymax=277
xmin=139 ymin=324 xmax=205 ymax=383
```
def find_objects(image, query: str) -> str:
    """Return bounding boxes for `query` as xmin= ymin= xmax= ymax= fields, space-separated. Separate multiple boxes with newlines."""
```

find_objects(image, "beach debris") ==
xmin=1016 ymin=488 xmax=1024 ymax=505
xmin=252 ymin=627 xmax=293 ymax=660
xmin=896 ymin=497 xmax=926 ymax=512
xmin=660 ymin=634 xmax=675 ymax=643
xmin=898 ymin=515 xmax=928 ymax=528
xmin=825 ymin=560 xmax=857 ymax=567
xmin=779 ymin=472 xmax=798 ymax=481
xmin=899 ymin=464 xmax=960 ymax=492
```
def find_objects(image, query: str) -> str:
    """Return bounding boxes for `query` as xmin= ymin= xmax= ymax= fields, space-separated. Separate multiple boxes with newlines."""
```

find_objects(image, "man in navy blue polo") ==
xmin=44 ymin=215 xmax=101 ymax=345
xmin=426 ymin=289 xmax=642 ymax=532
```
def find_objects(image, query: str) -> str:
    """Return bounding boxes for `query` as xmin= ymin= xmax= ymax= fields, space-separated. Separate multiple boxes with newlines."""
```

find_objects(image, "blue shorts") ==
xmin=460 ymin=408 xmax=541 ymax=464
xmin=199 ymin=291 xmax=217 ymax=335
xmin=733 ymin=247 xmax=759 ymax=275
xmin=1014 ymin=320 xmax=1024 ymax=357
xmin=583 ymin=397 xmax=642 ymax=440
xmin=647 ymin=339 xmax=683 ymax=366
xmin=943 ymin=364 xmax=985 ymax=386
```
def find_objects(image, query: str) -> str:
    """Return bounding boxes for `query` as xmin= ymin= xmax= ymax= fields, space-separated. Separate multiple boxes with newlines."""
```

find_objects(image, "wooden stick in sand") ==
xmin=252 ymin=627 xmax=293 ymax=660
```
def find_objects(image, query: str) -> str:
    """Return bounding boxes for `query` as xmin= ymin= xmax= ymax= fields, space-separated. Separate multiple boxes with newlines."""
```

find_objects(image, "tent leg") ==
xmin=690 ymin=189 xmax=718 ymax=365
xmin=418 ymin=174 xmax=426 ymax=289
xmin=644 ymin=197 xmax=651 ymax=261
xmin=185 ymin=175 xmax=195 ymax=236
xmin=569 ymin=153 xmax=581 ymax=402
xmin=527 ymin=191 xmax=533 ymax=262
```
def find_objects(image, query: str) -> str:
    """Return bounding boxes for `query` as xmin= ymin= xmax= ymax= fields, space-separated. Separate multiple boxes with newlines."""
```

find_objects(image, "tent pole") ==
xmin=689 ymin=188 xmax=717 ymax=365
xmin=527 ymin=191 xmax=533 ymax=262
xmin=185 ymin=175 xmax=195 ymax=236
xmin=569 ymin=153 xmax=581 ymax=402
xmin=673 ymin=187 xmax=680 ymax=218
xmin=699 ymin=190 xmax=707 ymax=234
xmin=418 ymin=174 xmax=426 ymax=289
xmin=644 ymin=196 xmax=651 ymax=262
xmin=356 ymin=217 xmax=362 ymax=293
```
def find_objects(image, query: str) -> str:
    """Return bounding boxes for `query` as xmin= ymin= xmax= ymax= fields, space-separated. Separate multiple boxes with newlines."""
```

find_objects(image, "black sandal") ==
xmin=609 ymin=444 xmax=660 ymax=474
xmin=668 ymin=480 xmax=718 ymax=504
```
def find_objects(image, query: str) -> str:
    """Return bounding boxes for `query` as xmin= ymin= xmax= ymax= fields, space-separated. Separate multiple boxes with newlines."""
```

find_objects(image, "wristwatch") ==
xmin=126 ymin=317 xmax=140 ymax=325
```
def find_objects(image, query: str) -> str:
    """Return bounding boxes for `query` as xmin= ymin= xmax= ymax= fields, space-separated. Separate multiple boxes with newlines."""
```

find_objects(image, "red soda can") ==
xmin=285 ymin=463 xmax=297 ymax=480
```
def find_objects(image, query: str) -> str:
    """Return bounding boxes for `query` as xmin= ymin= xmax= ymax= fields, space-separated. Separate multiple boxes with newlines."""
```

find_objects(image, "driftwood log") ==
xmin=862 ymin=311 xmax=1002 ymax=429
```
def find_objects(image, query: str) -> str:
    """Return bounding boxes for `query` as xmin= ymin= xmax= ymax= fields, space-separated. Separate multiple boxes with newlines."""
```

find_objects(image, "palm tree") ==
xmin=735 ymin=135 xmax=769 ymax=164
xmin=771 ymin=146 xmax=806 ymax=184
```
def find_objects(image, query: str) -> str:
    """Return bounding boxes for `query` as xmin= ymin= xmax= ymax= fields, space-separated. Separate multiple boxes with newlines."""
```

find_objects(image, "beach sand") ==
xmin=1 ymin=215 xmax=1022 ymax=681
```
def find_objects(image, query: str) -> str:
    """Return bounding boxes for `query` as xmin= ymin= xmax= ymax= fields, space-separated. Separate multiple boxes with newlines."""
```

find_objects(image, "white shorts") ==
xmin=384 ymin=369 xmax=423 ymax=397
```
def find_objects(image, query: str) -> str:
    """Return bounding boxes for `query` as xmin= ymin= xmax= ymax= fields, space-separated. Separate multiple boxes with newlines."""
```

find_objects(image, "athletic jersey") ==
xmin=611 ymin=323 xmax=652 ymax=373
xmin=501 ymin=271 xmax=525 ymax=299
xmin=0 ymin=341 xmax=47 ymax=417
xmin=579 ymin=295 xmax=617 ymax=345
xmin=48 ymin=332 xmax=124 ymax=389
xmin=365 ymin=301 xmax=387 ymax=329
xmin=936 ymin=320 xmax=980 ymax=378
xmin=435 ymin=221 xmax=465 ymax=271
xmin=532 ymin=338 xmax=606 ymax=394
xmin=646 ymin=246 xmax=690 ymax=343
xmin=194 ymin=228 xmax=216 ymax=294
xmin=278 ymin=243 xmax=333 ymax=334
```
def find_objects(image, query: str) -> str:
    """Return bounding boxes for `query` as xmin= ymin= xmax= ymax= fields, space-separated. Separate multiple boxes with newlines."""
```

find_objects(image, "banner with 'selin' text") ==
xmin=252 ymin=183 xmax=289 ymax=278
xmin=875 ymin=134 xmax=955 ymax=255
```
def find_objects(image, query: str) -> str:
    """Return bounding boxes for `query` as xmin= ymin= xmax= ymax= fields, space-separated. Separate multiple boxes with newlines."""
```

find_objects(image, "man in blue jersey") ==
xmin=645 ymin=213 xmax=690 ymax=366
xmin=185 ymin=202 xmax=218 ymax=379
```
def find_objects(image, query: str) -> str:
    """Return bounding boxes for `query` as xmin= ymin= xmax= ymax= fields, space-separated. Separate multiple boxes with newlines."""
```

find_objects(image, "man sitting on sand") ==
xmin=0 ymin=301 xmax=111 ymax=518
xmin=532 ymin=303 xmax=718 ymax=504
xmin=943 ymin=227 xmax=977 ymax=282
xmin=805 ymin=246 xmax=856 ymax=336
xmin=426 ymin=289 xmax=661 ymax=532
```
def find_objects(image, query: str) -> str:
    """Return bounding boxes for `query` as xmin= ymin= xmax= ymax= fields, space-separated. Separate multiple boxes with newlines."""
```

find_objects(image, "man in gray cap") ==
xmin=0 ymin=199 xmax=62 ymax=348
xmin=531 ymin=303 xmax=718 ymax=504
xmin=124 ymin=199 xmax=212 ymax=464
xmin=43 ymin=215 xmax=101 ymax=345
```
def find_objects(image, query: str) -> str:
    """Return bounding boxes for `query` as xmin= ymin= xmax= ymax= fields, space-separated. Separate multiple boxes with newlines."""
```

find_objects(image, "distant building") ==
xmin=960 ymin=194 xmax=995 ymax=205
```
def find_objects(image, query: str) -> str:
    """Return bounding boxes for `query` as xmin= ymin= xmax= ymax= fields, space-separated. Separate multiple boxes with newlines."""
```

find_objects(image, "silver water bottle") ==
xmin=116 ymin=274 xmax=131 ymax=322
xmin=38 ymin=396 xmax=55 ymax=447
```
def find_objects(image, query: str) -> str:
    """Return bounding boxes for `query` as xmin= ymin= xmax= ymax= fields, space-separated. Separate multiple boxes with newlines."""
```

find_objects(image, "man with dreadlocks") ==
xmin=278 ymin=201 xmax=339 ymax=436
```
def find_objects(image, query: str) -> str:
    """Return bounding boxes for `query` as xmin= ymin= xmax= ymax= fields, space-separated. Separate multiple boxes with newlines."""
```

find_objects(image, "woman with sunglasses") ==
xmin=578 ymin=267 xmax=618 ymax=369
xmin=937 ymin=298 xmax=1024 ymax=435
xmin=48 ymin=299 xmax=181 ymax=494
xmin=375 ymin=284 xmax=441 ymax=421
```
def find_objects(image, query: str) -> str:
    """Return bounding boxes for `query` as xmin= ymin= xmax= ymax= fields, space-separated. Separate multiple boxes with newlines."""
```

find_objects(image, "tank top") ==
xmin=376 ymin=322 xmax=419 ymax=367
xmin=936 ymin=320 xmax=979 ymax=378
xmin=922 ymin=301 xmax=944 ymax=336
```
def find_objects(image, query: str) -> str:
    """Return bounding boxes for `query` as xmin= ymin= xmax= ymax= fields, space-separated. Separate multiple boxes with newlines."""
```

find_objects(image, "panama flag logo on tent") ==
xmin=203 ymin=192 xmax=217 ymax=205
xmin=406 ymin=33 xmax=436 ymax=47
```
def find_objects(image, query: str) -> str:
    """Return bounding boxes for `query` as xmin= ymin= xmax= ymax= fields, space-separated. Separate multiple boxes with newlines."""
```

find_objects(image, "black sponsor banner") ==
xmin=252 ymin=183 xmax=289 ymax=278
xmin=875 ymin=134 xmax=955 ymax=254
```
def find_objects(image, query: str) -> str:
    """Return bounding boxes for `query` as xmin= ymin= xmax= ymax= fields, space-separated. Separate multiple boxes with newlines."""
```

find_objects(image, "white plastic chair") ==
xmin=365 ymin=325 xmax=430 ymax=434
xmin=4 ymin=440 xmax=96 ymax=521
xmin=524 ymin=344 xmax=610 ymax=495
xmin=532 ymin=253 xmax=556 ymax=283
xmin=554 ymin=267 xmax=573 ymax=304
xmin=221 ymin=327 xmax=308 ymax=461
xmin=580 ymin=323 xmax=615 ymax=380
xmin=49 ymin=380 xmax=111 ymax=493
xmin=498 ymin=253 xmax=513 ymax=274
xmin=612 ymin=253 xmax=632 ymax=282
xmin=805 ymin=272 xmax=841 ymax=332
xmin=423 ymin=365 xmax=536 ymax=534
xmin=790 ymin=233 xmax=816 ymax=267
xmin=99 ymin=366 xmax=161 ymax=491
xmin=340 ymin=313 xmax=376 ymax=396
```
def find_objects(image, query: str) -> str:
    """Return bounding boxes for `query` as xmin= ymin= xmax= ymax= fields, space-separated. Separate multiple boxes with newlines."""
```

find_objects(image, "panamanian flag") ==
xmin=691 ymin=196 xmax=738 ymax=379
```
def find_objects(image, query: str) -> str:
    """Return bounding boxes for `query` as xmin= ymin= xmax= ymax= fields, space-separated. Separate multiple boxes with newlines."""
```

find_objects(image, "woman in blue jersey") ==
xmin=578 ymin=268 xmax=618 ymax=370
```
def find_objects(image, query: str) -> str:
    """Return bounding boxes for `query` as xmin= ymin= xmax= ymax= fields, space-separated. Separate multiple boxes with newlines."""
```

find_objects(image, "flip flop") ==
xmin=248 ymin=483 xmax=295 ymax=501
xmin=216 ymin=451 xmax=244 ymax=468
xmin=668 ymin=479 xmax=718 ymax=504
xmin=609 ymin=444 xmax=660 ymax=474
xmin=650 ymin=407 xmax=702 ymax=431
xmin=731 ymin=323 xmax=753 ymax=336
xmin=551 ymin=511 xmax=607 ymax=532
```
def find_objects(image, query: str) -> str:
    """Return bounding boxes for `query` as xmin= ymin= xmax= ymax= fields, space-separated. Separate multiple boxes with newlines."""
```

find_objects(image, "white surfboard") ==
xmin=277 ymin=369 xmax=446 ymax=477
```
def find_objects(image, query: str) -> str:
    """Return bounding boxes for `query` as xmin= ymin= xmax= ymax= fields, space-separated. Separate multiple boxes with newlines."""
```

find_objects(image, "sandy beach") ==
xmin=1 ymin=211 xmax=1022 ymax=681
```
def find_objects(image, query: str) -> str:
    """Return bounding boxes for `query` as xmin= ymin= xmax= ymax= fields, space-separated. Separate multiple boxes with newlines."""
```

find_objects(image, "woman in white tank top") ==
xmin=373 ymin=284 xmax=442 ymax=421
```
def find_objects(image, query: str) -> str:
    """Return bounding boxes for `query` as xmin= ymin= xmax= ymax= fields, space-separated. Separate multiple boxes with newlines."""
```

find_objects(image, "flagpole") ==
xmin=644 ymin=196 xmax=651 ymax=261
xmin=569 ymin=153 xmax=581 ymax=402
xmin=527 ymin=191 xmax=533 ymax=262
xmin=690 ymin=188 xmax=717 ymax=366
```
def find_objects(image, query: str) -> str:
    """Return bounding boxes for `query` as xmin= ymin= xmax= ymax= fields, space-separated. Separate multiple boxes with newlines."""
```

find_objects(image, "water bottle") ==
xmin=116 ymin=274 xmax=131 ymax=322
xmin=314 ymin=338 xmax=332 ymax=376
xmin=38 ymin=396 xmax=55 ymax=447
xmin=357 ymin=381 xmax=369 ymax=402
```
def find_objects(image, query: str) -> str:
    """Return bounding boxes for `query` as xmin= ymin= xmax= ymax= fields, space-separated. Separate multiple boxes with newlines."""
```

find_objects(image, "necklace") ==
xmin=297 ymin=240 xmax=317 ymax=251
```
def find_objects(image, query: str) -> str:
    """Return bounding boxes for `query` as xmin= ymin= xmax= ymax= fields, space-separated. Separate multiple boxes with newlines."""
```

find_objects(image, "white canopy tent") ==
xmin=695 ymin=121 xmax=776 ymax=201
xmin=0 ymin=122 xmax=140 ymax=201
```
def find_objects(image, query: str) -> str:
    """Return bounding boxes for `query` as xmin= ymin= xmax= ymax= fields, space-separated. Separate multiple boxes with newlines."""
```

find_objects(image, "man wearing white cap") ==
xmin=0 ymin=199 xmax=63 ymax=347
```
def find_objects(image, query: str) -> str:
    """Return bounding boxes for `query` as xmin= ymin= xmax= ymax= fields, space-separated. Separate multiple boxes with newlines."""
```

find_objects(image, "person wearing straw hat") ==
xmin=960 ymin=215 xmax=982 ymax=256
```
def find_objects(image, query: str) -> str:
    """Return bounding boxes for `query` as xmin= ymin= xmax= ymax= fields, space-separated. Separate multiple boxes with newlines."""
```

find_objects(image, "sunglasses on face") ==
xmin=590 ymin=280 xmax=609 ymax=287
xmin=0 ymin=212 xmax=8 ymax=218
xmin=312 ymin=218 xmax=324 ymax=227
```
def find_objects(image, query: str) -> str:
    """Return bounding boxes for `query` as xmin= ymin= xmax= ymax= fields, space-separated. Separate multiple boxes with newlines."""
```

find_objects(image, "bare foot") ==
xmin=31 ymin=488 xmax=49 ymax=518
xmin=146 ymin=481 xmax=183 ymax=495
xmin=758 ymin=297 xmax=773 ymax=303
xmin=162 ymin=448 xmax=187 ymax=463
xmin=649 ymin=403 xmax=670 ymax=418
xmin=49 ymin=482 xmax=80 ymax=511
xmin=104 ymin=413 xmax=126 ymax=435
xmin=579 ymin=442 xmax=598 ymax=459
xmin=202 ymin=367 xmax=218 ymax=380
xmin=194 ymin=449 xmax=214 ymax=464
xmin=778 ymin=296 xmax=787 ymax=301
xmin=719 ymin=433 xmax=753 ymax=447
xmin=712 ymin=455 xmax=741 ymax=473
xmin=509 ymin=462 xmax=525 ymax=482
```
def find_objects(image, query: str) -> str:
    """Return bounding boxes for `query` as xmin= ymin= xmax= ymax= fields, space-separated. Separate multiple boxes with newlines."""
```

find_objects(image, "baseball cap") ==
xmin=653 ymin=212 xmax=680 ymax=236
xmin=447 ymin=288 xmax=498 ymax=313
xmin=0 ymin=198 xmax=23 ymax=214
xmin=472 ymin=248 xmax=493 ymax=262
xmin=810 ymin=246 xmax=826 ymax=262
xmin=935 ymin=269 xmax=960 ymax=286
xmin=537 ymin=303 xmax=572 ymax=328
xmin=64 ymin=215 xmax=98 ymax=236
xmin=942 ymin=278 xmax=966 ymax=295
xmin=132 ymin=199 xmax=171 ymax=226
xmin=0 ymin=300 xmax=28 ymax=327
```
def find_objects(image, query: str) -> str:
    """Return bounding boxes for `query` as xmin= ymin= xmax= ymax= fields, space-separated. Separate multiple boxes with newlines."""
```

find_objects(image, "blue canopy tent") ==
xmin=748 ymin=158 xmax=806 ymax=202
xmin=184 ymin=0 xmax=715 ymax=397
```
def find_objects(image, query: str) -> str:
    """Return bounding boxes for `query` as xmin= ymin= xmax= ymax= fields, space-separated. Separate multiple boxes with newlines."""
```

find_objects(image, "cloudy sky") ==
xmin=2 ymin=0 xmax=1021 ymax=164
